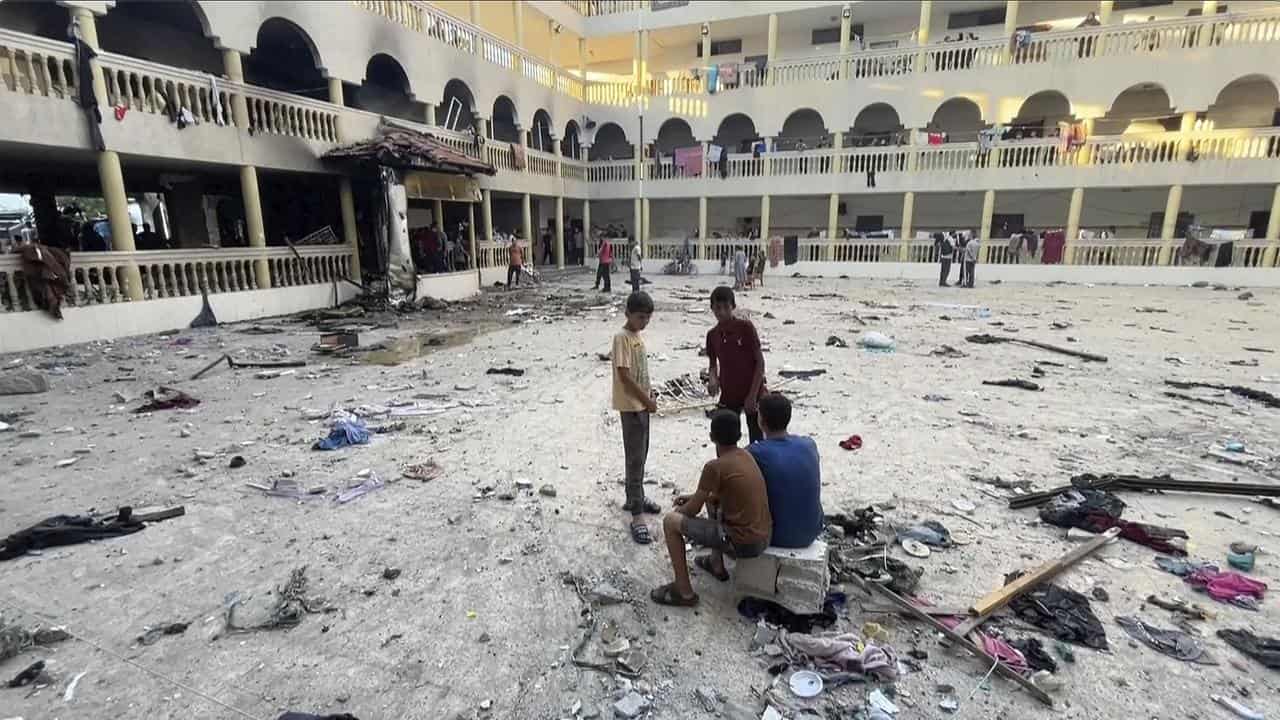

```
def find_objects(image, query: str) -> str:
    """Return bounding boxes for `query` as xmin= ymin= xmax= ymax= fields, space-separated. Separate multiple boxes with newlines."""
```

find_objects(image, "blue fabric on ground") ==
xmin=313 ymin=418 xmax=369 ymax=450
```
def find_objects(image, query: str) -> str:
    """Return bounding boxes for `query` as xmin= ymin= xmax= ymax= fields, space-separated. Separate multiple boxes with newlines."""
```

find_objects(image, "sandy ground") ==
xmin=1 ymin=269 xmax=1279 ymax=720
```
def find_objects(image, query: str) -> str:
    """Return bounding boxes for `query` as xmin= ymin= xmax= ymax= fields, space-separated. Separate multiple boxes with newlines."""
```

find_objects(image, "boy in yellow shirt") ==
xmin=613 ymin=291 xmax=660 ymax=543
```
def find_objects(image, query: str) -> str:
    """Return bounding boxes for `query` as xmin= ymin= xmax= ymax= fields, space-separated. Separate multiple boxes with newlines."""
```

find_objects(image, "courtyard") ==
xmin=1 ymin=271 xmax=1277 ymax=720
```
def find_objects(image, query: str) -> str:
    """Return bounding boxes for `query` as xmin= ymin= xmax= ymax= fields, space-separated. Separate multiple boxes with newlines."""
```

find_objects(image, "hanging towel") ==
xmin=927 ymin=132 xmax=945 ymax=145
xmin=673 ymin=145 xmax=704 ymax=176
xmin=1041 ymin=230 xmax=1065 ymax=264
xmin=752 ymin=141 xmax=766 ymax=158
xmin=978 ymin=128 xmax=998 ymax=151
xmin=209 ymin=74 xmax=226 ymax=126
xmin=707 ymin=144 xmax=724 ymax=162
xmin=718 ymin=150 xmax=729 ymax=179
xmin=72 ymin=28 xmax=105 ymax=151
xmin=718 ymin=63 xmax=738 ymax=86
xmin=706 ymin=64 xmax=719 ymax=94
xmin=511 ymin=142 xmax=526 ymax=170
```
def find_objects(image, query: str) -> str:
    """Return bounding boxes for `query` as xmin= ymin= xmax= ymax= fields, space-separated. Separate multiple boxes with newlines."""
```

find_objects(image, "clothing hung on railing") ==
xmin=706 ymin=65 xmax=719 ymax=94
xmin=673 ymin=145 xmax=704 ymax=176
xmin=1041 ymin=230 xmax=1066 ymax=264
xmin=1059 ymin=122 xmax=1087 ymax=152
xmin=978 ymin=128 xmax=999 ymax=151
xmin=511 ymin=142 xmax=526 ymax=170
xmin=718 ymin=63 xmax=738 ymax=87
xmin=72 ymin=26 xmax=105 ymax=151
xmin=209 ymin=75 xmax=226 ymax=126
xmin=707 ymin=144 xmax=724 ymax=162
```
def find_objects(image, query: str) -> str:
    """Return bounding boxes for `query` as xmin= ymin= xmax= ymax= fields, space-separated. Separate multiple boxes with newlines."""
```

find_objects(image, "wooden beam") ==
xmin=969 ymin=527 xmax=1119 ymax=617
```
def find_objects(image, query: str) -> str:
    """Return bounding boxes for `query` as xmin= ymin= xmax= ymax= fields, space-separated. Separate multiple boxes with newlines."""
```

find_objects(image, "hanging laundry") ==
xmin=113 ymin=105 xmax=127 ymax=121
xmin=16 ymin=244 xmax=71 ymax=320
xmin=978 ymin=128 xmax=998 ymax=151
xmin=510 ymin=142 xmax=526 ymax=170
xmin=209 ymin=74 xmax=226 ymax=126
xmin=178 ymin=108 xmax=196 ymax=129
xmin=1040 ymin=230 xmax=1066 ymax=264
xmin=673 ymin=145 xmax=704 ymax=176
xmin=718 ymin=62 xmax=738 ymax=87
xmin=927 ymin=131 xmax=945 ymax=145
xmin=752 ymin=141 xmax=766 ymax=157
xmin=706 ymin=64 xmax=719 ymax=94
xmin=707 ymin=143 xmax=723 ymax=163
xmin=72 ymin=27 xmax=105 ymax=151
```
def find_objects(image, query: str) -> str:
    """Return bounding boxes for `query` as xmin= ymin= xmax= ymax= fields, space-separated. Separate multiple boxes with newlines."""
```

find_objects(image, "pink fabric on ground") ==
xmin=1186 ymin=568 xmax=1267 ymax=605
xmin=940 ymin=616 xmax=1030 ymax=675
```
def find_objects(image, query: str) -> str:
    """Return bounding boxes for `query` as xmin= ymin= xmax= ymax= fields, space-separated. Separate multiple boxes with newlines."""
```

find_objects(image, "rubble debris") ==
xmin=402 ymin=460 xmax=442 ymax=481
xmin=1115 ymin=616 xmax=1214 ymax=664
xmin=1010 ymin=472 xmax=1280 ymax=509
xmin=969 ymin=475 xmax=1034 ymax=492
xmin=485 ymin=367 xmax=525 ymax=377
xmin=825 ymin=335 xmax=848 ymax=348
xmin=0 ymin=618 xmax=70 ymax=663
xmin=930 ymin=345 xmax=968 ymax=359
xmin=778 ymin=369 xmax=826 ymax=380
xmin=190 ymin=288 xmax=218 ymax=328
xmin=382 ymin=567 xmax=401 ymax=580
xmin=0 ymin=370 xmax=49 ymax=396
xmin=1145 ymin=594 xmax=1211 ymax=621
xmin=7 ymin=659 xmax=47 ymax=688
xmin=857 ymin=331 xmax=895 ymax=351
xmin=982 ymin=379 xmax=1042 ymax=391
xmin=1163 ymin=391 xmax=1233 ymax=407
xmin=1211 ymin=694 xmax=1265 ymax=720
xmin=1 ymin=506 xmax=183 ymax=561
xmin=966 ymin=333 xmax=1108 ymax=363
xmin=1218 ymin=628 xmax=1280 ymax=669
xmin=896 ymin=521 xmax=952 ymax=547
xmin=1238 ymin=291 xmax=1255 ymax=300
xmin=694 ymin=687 xmax=720 ymax=712
xmin=539 ymin=484 xmax=557 ymax=498
xmin=133 ymin=387 xmax=199 ymax=413
xmin=136 ymin=621 xmax=190 ymax=646
xmin=223 ymin=566 xmax=328 ymax=635
xmin=335 ymin=473 xmax=384 ymax=504
xmin=737 ymin=595 xmax=839 ymax=634
xmin=1164 ymin=379 xmax=1280 ymax=409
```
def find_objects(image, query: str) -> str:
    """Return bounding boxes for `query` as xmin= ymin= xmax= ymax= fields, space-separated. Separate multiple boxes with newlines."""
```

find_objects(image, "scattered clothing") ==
xmin=1185 ymin=567 xmax=1267 ymax=609
xmin=134 ymin=387 xmax=200 ymax=413
xmin=737 ymin=594 xmax=840 ymax=634
xmin=1218 ymin=628 xmax=1280 ymax=669
xmin=17 ymin=244 xmax=71 ymax=319
xmin=1 ymin=508 xmax=148 ymax=561
xmin=7 ymin=660 xmax=47 ymax=688
xmin=335 ymin=473 xmax=384 ymax=504
xmin=1006 ymin=579 xmax=1108 ymax=650
xmin=838 ymin=434 xmax=863 ymax=451
xmin=941 ymin=617 xmax=1029 ymax=675
xmin=1116 ymin=616 xmax=1214 ymax=664
xmin=1041 ymin=489 xmax=1188 ymax=555
xmin=896 ymin=521 xmax=952 ymax=547
xmin=1009 ymin=637 xmax=1057 ymax=673
xmin=780 ymin=630 xmax=898 ymax=681
xmin=313 ymin=418 xmax=370 ymax=450
xmin=749 ymin=435 xmax=823 ymax=548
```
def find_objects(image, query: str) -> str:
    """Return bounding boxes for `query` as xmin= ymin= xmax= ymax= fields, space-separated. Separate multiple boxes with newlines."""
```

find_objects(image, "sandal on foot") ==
xmin=630 ymin=521 xmax=652 ymax=545
xmin=695 ymin=555 xmax=730 ymax=582
xmin=624 ymin=498 xmax=662 ymax=515
xmin=650 ymin=582 xmax=699 ymax=607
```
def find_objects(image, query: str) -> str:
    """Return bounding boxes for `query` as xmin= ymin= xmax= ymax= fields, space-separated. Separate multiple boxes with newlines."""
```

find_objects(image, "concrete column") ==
xmin=547 ymin=20 xmax=557 ymax=69
xmin=696 ymin=196 xmax=709 ymax=259
xmin=642 ymin=197 xmax=651 ymax=249
xmin=339 ymin=178 xmax=362 ymax=280
xmin=470 ymin=0 xmax=479 ymax=23
xmin=327 ymin=77 xmax=347 ymax=141
xmin=633 ymin=198 xmax=642 ymax=252
xmin=766 ymin=14 xmax=778 ymax=85
xmin=639 ymin=29 xmax=649 ymax=94
xmin=1064 ymin=187 xmax=1084 ymax=264
xmin=1099 ymin=0 xmax=1115 ymax=24
xmin=239 ymin=165 xmax=271 ymax=288
xmin=1179 ymin=110 xmax=1197 ymax=157
xmin=481 ymin=188 xmax=494 ymax=243
xmin=1262 ymin=184 xmax=1280 ymax=267
xmin=760 ymin=195 xmax=771 ymax=243
xmin=583 ymin=199 xmax=591 ymax=242
xmin=838 ymin=6 xmax=852 ymax=80
xmin=917 ymin=0 xmax=933 ymax=45
xmin=1158 ymin=185 xmax=1183 ymax=265
xmin=433 ymin=199 xmax=445 ymax=229
xmin=979 ymin=189 xmax=995 ymax=263
xmin=467 ymin=202 xmax=478 ymax=275
xmin=513 ymin=0 xmax=524 ymax=46
xmin=69 ymin=8 xmax=107 ymax=107
xmin=555 ymin=196 xmax=565 ymax=269
xmin=826 ymin=193 xmax=839 ymax=261
xmin=701 ymin=24 xmax=712 ymax=91
xmin=424 ymin=102 xmax=435 ymax=127
xmin=520 ymin=193 xmax=533 ymax=255
xmin=900 ymin=192 xmax=915 ymax=261
xmin=633 ymin=30 xmax=643 ymax=92
xmin=97 ymin=151 xmax=144 ymax=300
xmin=907 ymin=128 xmax=920 ymax=171
xmin=222 ymin=50 xmax=250 ymax=129
xmin=1004 ymin=0 xmax=1020 ymax=38
xmin=579 ymin=37 xmax=587 ymax=95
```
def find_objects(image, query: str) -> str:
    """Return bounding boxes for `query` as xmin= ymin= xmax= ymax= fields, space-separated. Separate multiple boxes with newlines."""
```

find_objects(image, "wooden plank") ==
xmin=969 ymin=527 xmax=1119 ymax=616
xmin=853 ymin=576 xmax=1054 ymax=707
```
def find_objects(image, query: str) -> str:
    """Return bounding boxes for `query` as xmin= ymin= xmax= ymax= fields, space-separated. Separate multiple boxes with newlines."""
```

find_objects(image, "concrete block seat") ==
xmin=732 ymin=539 xmax=829 ymax=615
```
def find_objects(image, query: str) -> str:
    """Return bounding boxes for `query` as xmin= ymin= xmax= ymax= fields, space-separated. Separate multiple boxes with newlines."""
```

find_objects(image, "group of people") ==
xmin=610 ymin=286 xmax=824 ymax=606
xmin=724 ymin=247 xmax=766 ymax=290
xmin=413 ymin=221 xmax=470 ymax=274
xmin=934 ymin=231 xmax=979 ymax=288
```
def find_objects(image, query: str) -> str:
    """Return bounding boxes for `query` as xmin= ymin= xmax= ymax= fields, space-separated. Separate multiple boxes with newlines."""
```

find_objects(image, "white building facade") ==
xmin=1 ymin=0 xmax=1278 ymax=351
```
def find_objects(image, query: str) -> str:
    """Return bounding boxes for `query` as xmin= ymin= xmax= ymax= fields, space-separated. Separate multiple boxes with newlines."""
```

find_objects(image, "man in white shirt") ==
xmin=630 ymin=238 xmax=643 ymax=293
xmin=963 ymin=234 xmax=980 ymax=288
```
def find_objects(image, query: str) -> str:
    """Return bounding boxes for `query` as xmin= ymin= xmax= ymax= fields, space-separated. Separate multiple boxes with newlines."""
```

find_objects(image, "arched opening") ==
xmin=1100 ymin=83 xmax=1175 ymax=134
xmin=0 ymin=1 xmax=75 ymax=42
xmin=436 ymin=79 xmax=475 ymax=132
xmin=348 ymin=54 xmax=421 ymax=122
xmin=654 ymin=118 xmax=696 ymax=155
xmin=712 ymin=113 xmax=759 ymax=153
xmin=929 ymin=97 xmax=987 ymax=142
xmin=588 ymin=123 xmax=632 ymax=161
xmin=245 ymin=18 xmax=326 ymax=100
xmin=98 ymin=0 xmax=221 ymax=74
xmin=1009 ymin=91 xmax=1075 ymax=138
xmin=849 ymin=103 xmax=903 ymax=146
xmin=491 ymin=96 xmax=520 ymax=143
xmin=777 ymin=109 xmax=830 ymax=151
xmin=1208 ymin=75 xmax=1280 ymax=130
xmin=530 ymin=109 xmax=554 ymax=153
xmin=561 ymin=120 xmax=582 ymax=159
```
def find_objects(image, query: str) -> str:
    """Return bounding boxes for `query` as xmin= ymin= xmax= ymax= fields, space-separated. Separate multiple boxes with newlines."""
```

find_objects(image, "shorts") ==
xmin=683 ymin=513 xmax=768 ymax=559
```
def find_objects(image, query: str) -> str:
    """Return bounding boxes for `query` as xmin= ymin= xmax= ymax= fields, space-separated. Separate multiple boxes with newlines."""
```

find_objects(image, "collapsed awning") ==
xmin=322 ymin=125 xmax=495 ymax=177
xmin=404 ymin=171 xmax=481 ymax=202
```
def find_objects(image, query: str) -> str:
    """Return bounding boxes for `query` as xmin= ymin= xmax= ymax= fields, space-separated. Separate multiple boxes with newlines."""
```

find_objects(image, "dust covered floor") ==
xmin=1 ymin=272 xmax=1278 ymax=720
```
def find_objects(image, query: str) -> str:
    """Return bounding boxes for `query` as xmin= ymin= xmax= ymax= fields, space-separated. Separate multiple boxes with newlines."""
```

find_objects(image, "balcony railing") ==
xmin=0 ymin=246 xmax=353 ymax=314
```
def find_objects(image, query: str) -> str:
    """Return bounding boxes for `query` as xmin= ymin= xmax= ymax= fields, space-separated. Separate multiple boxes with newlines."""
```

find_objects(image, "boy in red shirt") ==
xmin=592 ymin=231 xmax=613 ymax=292
xmin=506 ymin=236 xmax=524 ymax=289
xmin=706 ymin=286 xmax=766 ymax=444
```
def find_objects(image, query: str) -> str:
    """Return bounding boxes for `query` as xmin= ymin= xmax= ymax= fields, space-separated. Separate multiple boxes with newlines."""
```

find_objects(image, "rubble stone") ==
xmin=733 ymin=540 xmax=830 ymax=615
xmin=612 ymin=691 xmax=648 ymax=718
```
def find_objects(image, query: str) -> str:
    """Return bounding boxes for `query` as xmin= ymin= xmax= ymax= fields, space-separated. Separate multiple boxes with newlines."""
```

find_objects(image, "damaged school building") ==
xmin=2 ymin=0 xmax=1280 ymax=352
